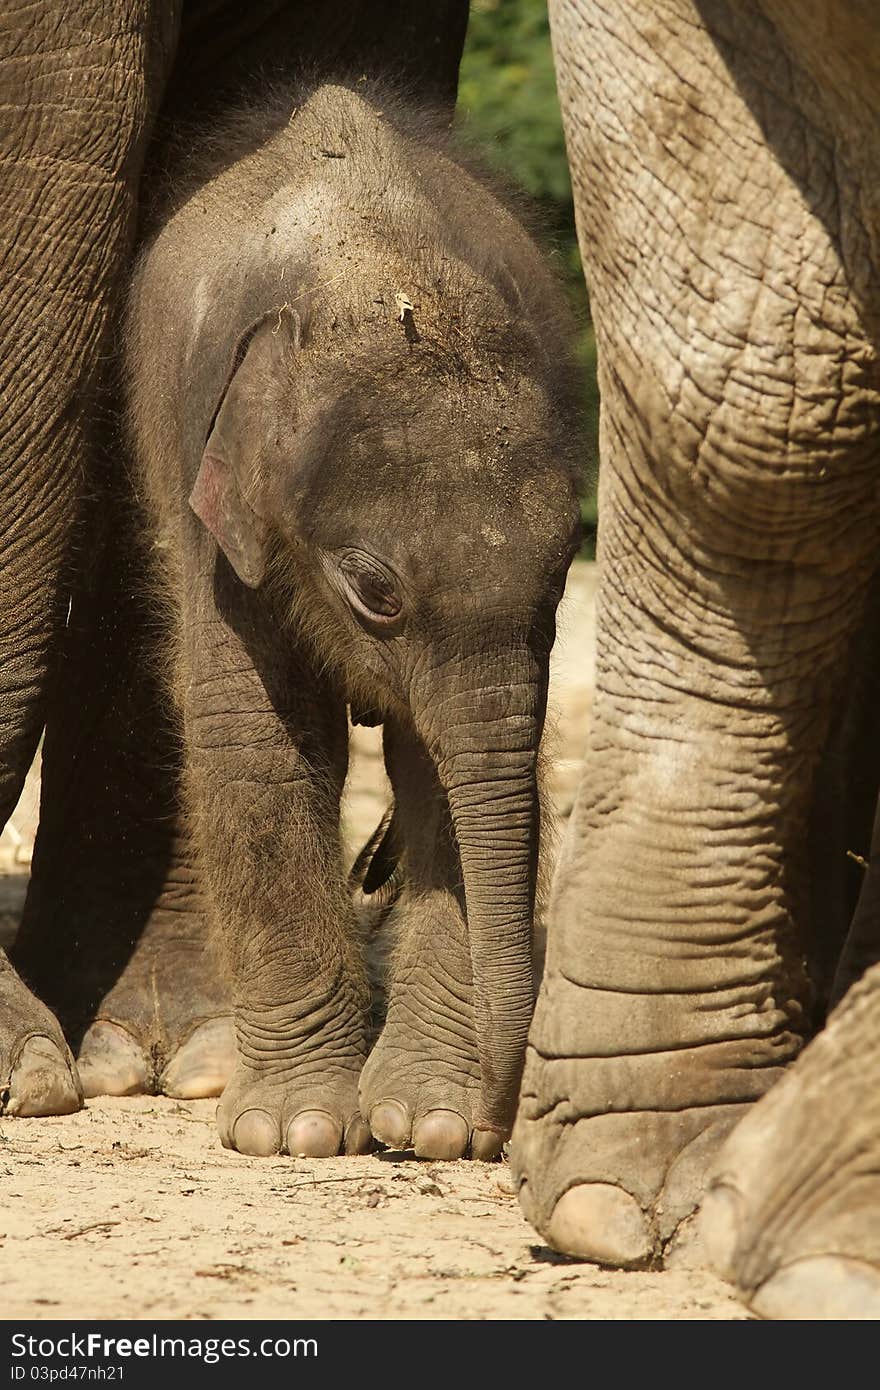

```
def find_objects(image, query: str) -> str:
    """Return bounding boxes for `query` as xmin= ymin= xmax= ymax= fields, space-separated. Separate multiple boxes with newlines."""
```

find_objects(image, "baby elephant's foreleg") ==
xmin=182 ymin=573 xmax=370 ymax=1158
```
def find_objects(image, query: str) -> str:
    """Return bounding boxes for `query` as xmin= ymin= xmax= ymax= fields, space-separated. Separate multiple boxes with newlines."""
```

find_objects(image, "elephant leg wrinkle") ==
xmin=513 ymin=0 xmax=880 ymax=1266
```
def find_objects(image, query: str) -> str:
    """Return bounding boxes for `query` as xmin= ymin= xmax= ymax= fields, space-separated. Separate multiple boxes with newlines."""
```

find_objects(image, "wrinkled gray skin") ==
xmin=126 ymin=82 xmax=581 ymax=1160
xmin=0 ymin=1 xmax=470 ymax=1118
xmin=511 ymin=0 xmax=880 ymax=1314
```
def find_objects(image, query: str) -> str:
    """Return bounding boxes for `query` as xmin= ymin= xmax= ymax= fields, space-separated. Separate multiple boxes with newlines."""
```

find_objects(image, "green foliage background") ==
xmin=457 ymin=0 xmax=599 ymax=547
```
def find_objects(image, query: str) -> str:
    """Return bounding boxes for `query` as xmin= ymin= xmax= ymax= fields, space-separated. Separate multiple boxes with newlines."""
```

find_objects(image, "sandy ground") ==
xmin=0 ymin=562 xmax=748 ymax=1320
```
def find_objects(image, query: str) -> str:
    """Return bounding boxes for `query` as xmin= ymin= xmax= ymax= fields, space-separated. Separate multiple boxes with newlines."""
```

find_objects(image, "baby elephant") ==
xmin=126 ymin=81 xmax=582 ymax=1160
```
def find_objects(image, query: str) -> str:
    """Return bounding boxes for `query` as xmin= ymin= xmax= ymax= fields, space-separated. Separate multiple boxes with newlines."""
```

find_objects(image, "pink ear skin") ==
xmin=188 ymin=306 xmax=304 ymax=588
xmin=189 ymin=451 xmax=268 ymax=589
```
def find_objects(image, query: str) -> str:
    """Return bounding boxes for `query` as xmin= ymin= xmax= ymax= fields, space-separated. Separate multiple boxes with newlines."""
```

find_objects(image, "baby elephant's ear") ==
xmin=190 ymin=307 xmax=302 ymax=588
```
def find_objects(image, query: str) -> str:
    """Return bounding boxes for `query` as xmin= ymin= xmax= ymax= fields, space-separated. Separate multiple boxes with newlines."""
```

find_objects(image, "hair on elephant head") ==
xmin=126 ymin=79 xmax=584 ymax=1159
xmin=192 ymin=282 xmax=581 ymax=716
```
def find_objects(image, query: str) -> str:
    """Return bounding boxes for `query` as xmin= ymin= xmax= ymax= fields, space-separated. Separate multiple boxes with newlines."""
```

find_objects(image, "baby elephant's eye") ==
xmin=338 ymin=553 xmax=402 ymax=626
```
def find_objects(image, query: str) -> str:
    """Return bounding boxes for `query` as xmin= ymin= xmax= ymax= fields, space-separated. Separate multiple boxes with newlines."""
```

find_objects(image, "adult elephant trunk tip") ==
xmin=434 ymin=704 xmax=544 ymax=1142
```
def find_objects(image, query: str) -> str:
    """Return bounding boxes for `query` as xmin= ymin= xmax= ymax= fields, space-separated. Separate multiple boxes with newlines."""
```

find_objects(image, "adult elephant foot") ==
xmin=13 ymin=869 xmax=234 ymax=1101
xmin=0 ymin=951 xmax=82 ymax=1117
xmin=73 ymin=915 xmax=234 ymax=1100
xmin=359 ymin=889 xmax=500 ymax=1161
xmin=509 ymin=765 xmax=806 ymax=1269
xmin=701 ymin=961 xmax=880 ymax=1318
xmin=511 ymin=978 xmax=759 ymax=1268
xmin=6 ymin=441 xmax=239 ymax=1100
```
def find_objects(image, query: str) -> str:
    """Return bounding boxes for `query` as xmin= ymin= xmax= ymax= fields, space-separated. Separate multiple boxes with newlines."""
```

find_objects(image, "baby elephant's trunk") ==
xmin=418 ymin=652 xmax=546 ymax=1142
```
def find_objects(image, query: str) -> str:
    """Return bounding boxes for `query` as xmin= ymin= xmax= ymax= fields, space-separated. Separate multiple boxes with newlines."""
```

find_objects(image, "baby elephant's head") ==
xmin=191 ymin=299 xmax=583 ymax=1134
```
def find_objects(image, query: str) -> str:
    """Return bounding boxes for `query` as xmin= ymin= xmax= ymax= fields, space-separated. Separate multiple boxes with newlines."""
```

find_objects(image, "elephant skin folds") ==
xmin=512 ymin=0 xmax=880 ymax=1273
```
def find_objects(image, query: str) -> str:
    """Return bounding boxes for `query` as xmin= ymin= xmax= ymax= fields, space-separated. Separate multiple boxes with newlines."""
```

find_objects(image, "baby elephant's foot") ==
xmin=701 ymin=962 xmax=880 ymax=1319
xmin=0 ymin=954 xmax=82 ymax=1117
xmin=218 ymin=1065 xmax=370 ymax=1158
xmin=217 ymin=996 xmax=371 ymax=1158
xmin=360 ymin=1054 xmax=495 ymax=1160
xmin=359 ymin=899 xmax=498 ymax=1161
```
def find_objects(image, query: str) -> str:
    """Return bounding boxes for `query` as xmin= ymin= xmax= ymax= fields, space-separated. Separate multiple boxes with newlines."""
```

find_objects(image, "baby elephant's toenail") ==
xmin=286 ymin=1109 xmax=342 ymax=1158
xmin=344 ymin=1115 xmax=373 ymax=1155
xmin=369 ymin=1099 xmax=410 ymax=1148
xmin=413 ymin=1109 xmax=469 ymax=1160
xmin=232 ymin=1108 xmax=281 ymax=1156
xmin=471 ymin=1127 xmax=505 ymax=1161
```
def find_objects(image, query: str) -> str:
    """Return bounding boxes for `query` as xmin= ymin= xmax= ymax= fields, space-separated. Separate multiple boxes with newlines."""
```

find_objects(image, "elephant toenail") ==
xmin=232 ymin=1108 xmax=281 ymax=1156
xmin=286 ymin=1109 xmax=342 ymax=1158
xmin=751 ymin=1256 xmax=880 ymax=1320
xmin=471 ymin=1127 xmax=505 ymax=1161
xmin=369 ymin=1099 xmax=411 ymax=1148
xmin=518 ymin=1178 xmax=536 ymax=1224
xmin=6 ymin=1036 xmax=82 ymax=1117
xmin=77 ymin=1021 xmax=150 ymax=1099
xmin=344 ymin=1115 xmax=373 ymax=1155
xmin=547 ymin=1183 xmax=652 ymax=1268
xmin=160 ymin=1017 xmax=235 ymax=1099
xmin=413 ymin=1109 xmax=469 ymax=1160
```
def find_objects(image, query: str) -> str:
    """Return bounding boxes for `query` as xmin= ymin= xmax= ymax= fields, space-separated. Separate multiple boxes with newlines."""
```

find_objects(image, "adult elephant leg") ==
xmin=0 ymin=1 xmax=179 ymax=1116
xmin=183 ymin=564 xmax=370 ymax=1159
xmin=11 ymin=504 xmax=233 ymax=1100
xmin=0 ymin=956 xmax=81 ymax=1117
xmin=512 ymin=0 xmax=880 ymax=1266
xmin=703 ymin=714 xmax=880 ymax=1315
